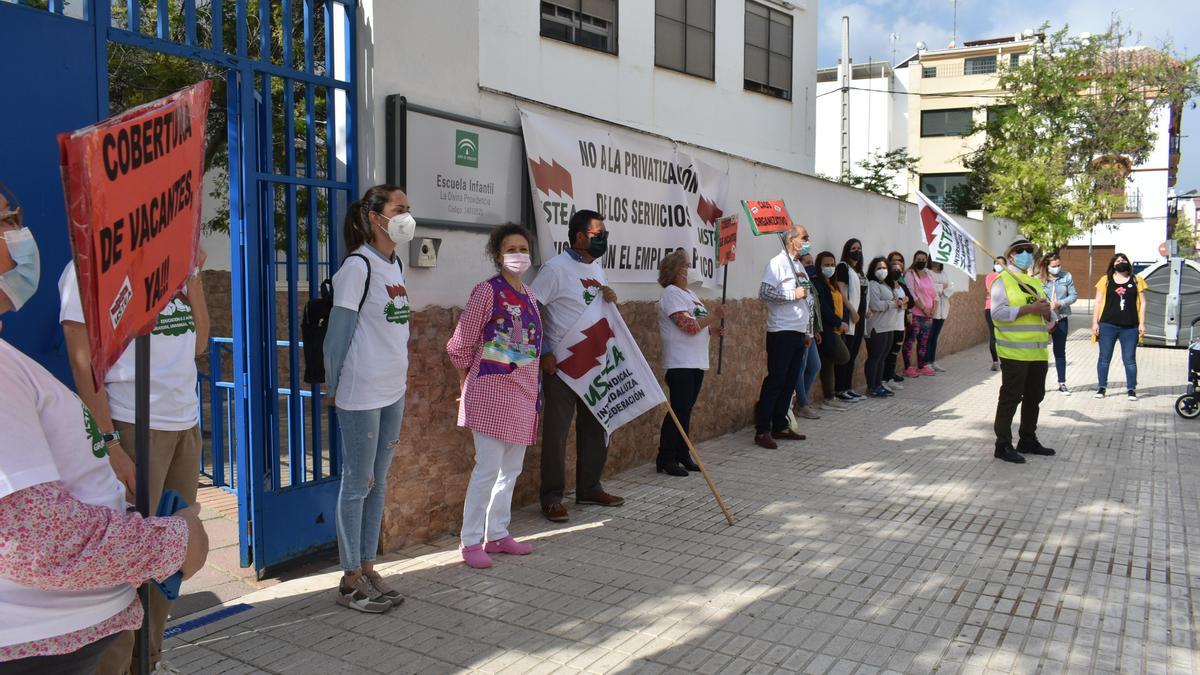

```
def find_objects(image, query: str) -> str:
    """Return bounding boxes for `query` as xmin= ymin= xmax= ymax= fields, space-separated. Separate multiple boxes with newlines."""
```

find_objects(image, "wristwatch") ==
xmin=102 ymin=430 xmax=121 ymax=446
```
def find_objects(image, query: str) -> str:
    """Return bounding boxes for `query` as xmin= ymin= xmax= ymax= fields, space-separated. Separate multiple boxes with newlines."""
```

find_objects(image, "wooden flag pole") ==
xmin=666 ymin=404 xmax=735 ymax=525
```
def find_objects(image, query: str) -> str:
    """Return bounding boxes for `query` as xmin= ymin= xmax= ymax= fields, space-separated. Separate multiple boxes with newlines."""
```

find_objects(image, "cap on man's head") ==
xmin=1005 ymin=238 xmax=1035 ymax=257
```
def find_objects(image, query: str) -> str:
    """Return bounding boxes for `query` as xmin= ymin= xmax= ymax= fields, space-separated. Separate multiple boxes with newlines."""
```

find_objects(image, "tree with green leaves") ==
xmin=819 ymin=149 xmax=920 ymax=200
xmin=962 ymin=22 xmax=1200 ymax=251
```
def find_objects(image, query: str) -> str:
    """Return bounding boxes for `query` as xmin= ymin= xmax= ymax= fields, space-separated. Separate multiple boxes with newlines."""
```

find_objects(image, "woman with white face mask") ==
xmin=323 ymin=185 xmax=414 ymax=612
xmin=983 ymin=256 xmax=1007 ymax=371
xmin=446 ymin=224 xmax=543 ymax=568
xmin=0 ymin=188 xmax=209 ymax=671
xmin=1036 ymin=253 xmax=1077 ymax=393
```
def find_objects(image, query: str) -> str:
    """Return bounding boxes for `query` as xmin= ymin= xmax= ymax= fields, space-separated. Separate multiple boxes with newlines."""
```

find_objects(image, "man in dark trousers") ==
xmin=990 ymin=238 xmax=1057 ymax=463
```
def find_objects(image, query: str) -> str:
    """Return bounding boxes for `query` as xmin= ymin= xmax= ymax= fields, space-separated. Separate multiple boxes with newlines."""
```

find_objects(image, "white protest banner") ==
xmin=520 ymin=108 xmax=730 ymax=285
xmin=916 ymin=191 xmax=977 ymax=277
xmin=553 ymin=299 xmax=667 ymax=434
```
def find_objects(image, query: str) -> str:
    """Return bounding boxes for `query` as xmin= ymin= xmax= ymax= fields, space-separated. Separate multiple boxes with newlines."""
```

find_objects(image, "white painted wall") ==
xmin=814 ymin=68 xmax=906 ymax=195
xmin=352 ymin=0 xmax=1008 ymax=311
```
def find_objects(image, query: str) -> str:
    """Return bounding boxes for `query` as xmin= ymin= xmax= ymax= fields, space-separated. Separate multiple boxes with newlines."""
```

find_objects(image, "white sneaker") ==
xmin=152 ymin=661 xmax=182 ymax=675
xmin=825 ymin=399 xmax=850 ymax=410
xmin=931 ymin=362 xmax=947 ymax=372
xmin=885 ymin=379 xmax=905 ymax=391
xmin=1057 ymin=383 xmax=1070 ymax=396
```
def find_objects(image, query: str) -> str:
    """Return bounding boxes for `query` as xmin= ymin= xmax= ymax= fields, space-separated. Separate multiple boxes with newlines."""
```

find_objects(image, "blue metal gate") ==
xmin=0 ymin=0 xmax=358 ymax=575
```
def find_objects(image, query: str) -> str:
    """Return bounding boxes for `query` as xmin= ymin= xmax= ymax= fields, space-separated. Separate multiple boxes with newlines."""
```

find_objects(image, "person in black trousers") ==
xmin=833 ymin=238 xmax=868 ymax=401
xmin=655 ymin=250 xmax=726 ymax=475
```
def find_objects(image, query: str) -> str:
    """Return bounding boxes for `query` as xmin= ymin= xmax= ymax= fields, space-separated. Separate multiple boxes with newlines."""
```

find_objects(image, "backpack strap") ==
xmin=346 ymin=253 xmax=371 ymax=312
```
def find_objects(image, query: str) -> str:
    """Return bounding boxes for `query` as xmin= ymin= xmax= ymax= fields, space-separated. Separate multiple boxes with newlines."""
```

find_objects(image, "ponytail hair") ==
xmin=343 ymin=184 xmax=402 ymax=258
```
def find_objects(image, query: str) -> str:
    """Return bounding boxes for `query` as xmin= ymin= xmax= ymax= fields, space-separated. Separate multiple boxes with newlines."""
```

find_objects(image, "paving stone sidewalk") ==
xmin=163 ymin=328 xmax=1199 ymax=674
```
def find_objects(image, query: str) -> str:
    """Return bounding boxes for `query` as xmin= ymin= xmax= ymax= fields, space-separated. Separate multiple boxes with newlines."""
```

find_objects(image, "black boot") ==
xmin=678 ymin=454 xmax=700 ymax=472
xmin=1016 ymin=438 xmax=1056 ymax=456
xmin=994 ymin=442 xmax=1026 ymax=463
xmin=656 ymin=453 xmax=688 ymax=476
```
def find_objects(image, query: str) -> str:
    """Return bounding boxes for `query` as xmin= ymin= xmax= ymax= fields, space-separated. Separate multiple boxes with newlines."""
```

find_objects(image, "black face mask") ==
xmin=1114 ymin=262 xmax=1131 ymax=274
xmin=848 ymin=250 xmax=862 ymax=262
xmin=583 ymin=232 xmax=608 ymax=259
xmin=914 ymin=260 xmax=927 ymax=270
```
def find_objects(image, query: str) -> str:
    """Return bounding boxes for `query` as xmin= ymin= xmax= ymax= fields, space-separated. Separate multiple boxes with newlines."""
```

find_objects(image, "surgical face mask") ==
xmin=993 ymin=264 xmax=1004 ymax=273
xmin=377 ymin=211 xmax=416 ymax=244
xmin=501 ymin=252 xmax=531 ymax=275
xmin=1013 ymin=251 xmax=1034 ymax=271
xmin=798 ymin=242 xmax=812 ymax=257
xmin=1048 ymin=265 xmax=1062 ymax=276
xmin=0 ymin=227 xmax=41 ymax=311
xmin=821 ymin=266 xmax=836 ymax=278
xmin=586 ymin=231 xmax=608 ymax=259
xmin=874 ymin=268 xmax=888 ymax=282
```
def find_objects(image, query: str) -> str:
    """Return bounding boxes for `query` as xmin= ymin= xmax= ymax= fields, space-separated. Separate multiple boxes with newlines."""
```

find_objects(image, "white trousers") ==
xmin=461 ymin=432 xmax=527 ymax=546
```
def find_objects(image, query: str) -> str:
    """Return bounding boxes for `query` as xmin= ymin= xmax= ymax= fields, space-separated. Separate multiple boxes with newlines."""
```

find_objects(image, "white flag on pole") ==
xmin=916 ymin=191 xmax=977 ymax=277
xmin=552 ymin=299 xmax=666 ymax=435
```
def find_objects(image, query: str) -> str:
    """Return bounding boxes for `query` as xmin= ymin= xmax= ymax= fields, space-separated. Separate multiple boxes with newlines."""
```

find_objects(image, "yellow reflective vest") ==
xmin=993 ymin=271 xmax=1049 ymax=362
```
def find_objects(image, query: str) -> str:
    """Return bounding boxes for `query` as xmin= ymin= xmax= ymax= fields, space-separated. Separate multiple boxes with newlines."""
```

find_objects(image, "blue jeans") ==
xmin=1050 ymin=318 xmax=1069 ymax=383
xmin=335 ymin=397 xmax=405 ymax=572
xmin=1097 ymin=322 xmax=1138 ymax=390
xmin=794 ymin=338 xmax=821 ymax=406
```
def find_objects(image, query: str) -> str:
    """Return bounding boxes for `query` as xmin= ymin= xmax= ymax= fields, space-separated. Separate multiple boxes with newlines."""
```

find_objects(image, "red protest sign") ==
xmin=58 ymin=80 xmax=211 ymax=387
xmin=741 ymin=199 xmax=792 ymax=235
xmin=716 ymin=214 xmax=738 ymax=265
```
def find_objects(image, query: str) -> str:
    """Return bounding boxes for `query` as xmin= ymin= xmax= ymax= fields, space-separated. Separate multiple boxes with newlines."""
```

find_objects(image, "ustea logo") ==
xmin=455 ymin=129 xmax=479 ymax=168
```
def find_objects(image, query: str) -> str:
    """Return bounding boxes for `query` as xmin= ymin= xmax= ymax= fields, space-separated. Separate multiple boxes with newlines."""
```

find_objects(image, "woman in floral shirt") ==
xmin=447 ymin=224 xmax=542 ymax=569
xmin=0 ymin=188 xmax=208 ymax=672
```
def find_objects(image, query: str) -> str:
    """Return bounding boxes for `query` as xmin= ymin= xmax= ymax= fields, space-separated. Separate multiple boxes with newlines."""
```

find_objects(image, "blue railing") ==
xmin=197 ymin=336 xmax=333 ymax=495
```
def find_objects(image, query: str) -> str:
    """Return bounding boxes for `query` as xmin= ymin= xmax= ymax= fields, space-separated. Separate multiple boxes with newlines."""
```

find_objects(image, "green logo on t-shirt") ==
xmin=83 ymin=404 xmax=107 ymax=458
xmin=151 ymin=296 xmax=196 ymax=337
xmin=384 ymin=300 xmax=410 ymax=325
xmin=693 ymin=304 xmax=710 ymax=319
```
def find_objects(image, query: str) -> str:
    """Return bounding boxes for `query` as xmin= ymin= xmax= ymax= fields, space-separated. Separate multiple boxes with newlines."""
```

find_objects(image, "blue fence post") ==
xmin=210 ymin=338 xmax=226 ymax=488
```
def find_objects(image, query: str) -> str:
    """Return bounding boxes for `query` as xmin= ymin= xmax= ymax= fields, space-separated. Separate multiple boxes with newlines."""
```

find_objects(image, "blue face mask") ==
xmin=798 ymin=242 xmax=812 ymax=257
xmin=0 ymin=228 xmax=41 ymax=311
xmin=1012 ymin=251 xmax=1033 ymax=271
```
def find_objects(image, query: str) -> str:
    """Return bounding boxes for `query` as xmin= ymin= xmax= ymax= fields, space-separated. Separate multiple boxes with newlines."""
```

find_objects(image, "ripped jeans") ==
xmin=335 ymin=397 xmax=405 ymax=572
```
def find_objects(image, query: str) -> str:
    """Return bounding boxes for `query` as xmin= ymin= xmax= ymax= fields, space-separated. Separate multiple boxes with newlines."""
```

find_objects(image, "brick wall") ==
xmin=196 ymin=271 xmax=994 ymax=553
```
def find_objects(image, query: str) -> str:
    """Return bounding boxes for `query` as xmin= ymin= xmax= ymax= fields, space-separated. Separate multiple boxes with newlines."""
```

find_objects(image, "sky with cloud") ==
xmin=815 ymin=0 xmax=1199 ymax=193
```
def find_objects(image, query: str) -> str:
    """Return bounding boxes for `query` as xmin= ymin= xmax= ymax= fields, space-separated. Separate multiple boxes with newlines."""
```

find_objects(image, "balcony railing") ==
xmin=1113 ymin=189 xmax=1141 ymax=218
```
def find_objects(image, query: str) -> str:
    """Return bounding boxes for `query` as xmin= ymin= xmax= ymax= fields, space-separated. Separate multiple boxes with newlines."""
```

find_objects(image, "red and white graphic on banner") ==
xmin=916 ymin=191 xmax=977 ymax=277
xmin=553 ymin=299 xmax=666 ymax=434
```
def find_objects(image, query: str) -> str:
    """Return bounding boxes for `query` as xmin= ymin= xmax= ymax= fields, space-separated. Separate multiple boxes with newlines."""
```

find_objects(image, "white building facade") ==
xmin=813 ymin=62 xmax=908 ymax=195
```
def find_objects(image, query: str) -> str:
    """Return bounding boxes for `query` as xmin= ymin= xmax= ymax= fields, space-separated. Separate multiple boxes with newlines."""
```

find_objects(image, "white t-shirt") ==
xmin=0 ymin=339 xmax=134 ymax=647
xmin=658 ymin=285 xmax=711 ymax=370
xmin=530 ymin=250 xmax=610 ymax=351
xmin=837 ymin=262 xmax=864 ymax=336
xmin=762 ymin=250 xmax=813 ymax=333
xmin=331 ymin=247 xmax=410 ymax=411
xmin=59 ymin=263 xmax=199 ymax=431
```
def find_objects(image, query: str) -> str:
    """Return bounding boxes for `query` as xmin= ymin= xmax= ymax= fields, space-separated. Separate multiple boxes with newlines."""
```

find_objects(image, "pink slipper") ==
xmin=483 ymin=536 xmax=533 ymax=555
xmin=460 ymin=544 xmax=493 ymax=569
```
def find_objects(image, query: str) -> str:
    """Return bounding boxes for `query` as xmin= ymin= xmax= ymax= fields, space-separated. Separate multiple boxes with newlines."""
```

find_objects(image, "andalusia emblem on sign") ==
xmin=553 ymin=299 xmax=666 ymax=434
xmin=916 ymin=191 xmax=977 ymax=277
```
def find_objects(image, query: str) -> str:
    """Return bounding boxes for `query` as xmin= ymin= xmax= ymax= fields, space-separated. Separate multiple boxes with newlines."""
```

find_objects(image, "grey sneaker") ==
xmin=1058 ymin=383 xmax=1070 ymax=395
xmin=991 ymin=361 xmax=1000 ymax=372
xmin=337 ymin=575 xmax=391 ymax=613
xmin=796 ymin=405 xmax=821 ymax=419
xmin=364 ymin=570 xmax=405 ymax=606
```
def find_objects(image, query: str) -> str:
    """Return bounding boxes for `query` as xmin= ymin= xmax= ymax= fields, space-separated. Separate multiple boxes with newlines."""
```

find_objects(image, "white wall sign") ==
xmin=392 ymin=101 xmax=525 ymax=230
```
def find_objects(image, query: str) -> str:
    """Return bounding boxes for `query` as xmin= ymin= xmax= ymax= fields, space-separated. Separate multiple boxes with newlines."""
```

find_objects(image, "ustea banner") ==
xmin=553 ymin=299 xmax=667 ymax=434
xmin=59 ymin=80 xmax=211 ymax=386
xmin=520 ymin=108 xmax=729 ymax=285
xmin=916 ymin=191 xmax=977 ymax=277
